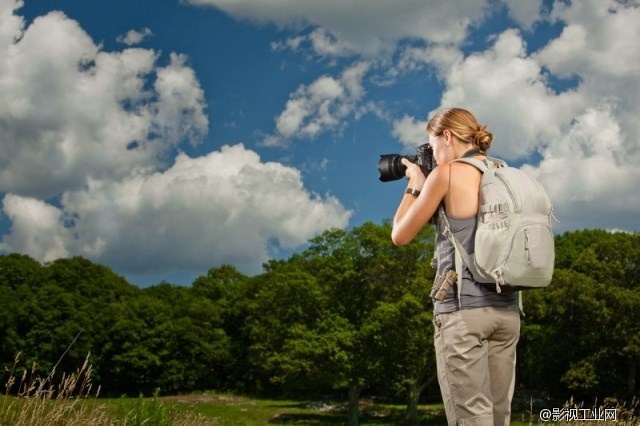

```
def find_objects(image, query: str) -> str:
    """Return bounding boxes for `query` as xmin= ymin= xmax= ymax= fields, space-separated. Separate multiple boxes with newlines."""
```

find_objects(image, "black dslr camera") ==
xmin=377 ymin=143 xmax=436 ymax=182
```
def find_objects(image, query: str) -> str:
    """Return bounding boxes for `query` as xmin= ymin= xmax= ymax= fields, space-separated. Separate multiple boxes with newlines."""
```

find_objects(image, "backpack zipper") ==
xmin=525 ymin=229 xmax=531 ymax=265
xmin=495 ymin=169 xmax=518 ymax=212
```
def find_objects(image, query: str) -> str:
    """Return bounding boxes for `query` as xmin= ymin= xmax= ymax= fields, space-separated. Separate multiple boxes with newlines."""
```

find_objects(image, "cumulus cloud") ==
xmin=307 ymin=28 xmax=354 ymax=58
xmin=0 ymin=194 xmax=70 ymax=262
xmin=523 ymin=0 xmax=640 ymax=231
xmin=390 ymin=30 xmax=586 ymax=161
xmin=117 ymin=27 xmax=153 ymax=46
xmin=433 ymin=29 xmax=586 ymax=160
xmin=502 ymin=0 xmax=544 ymax=29
xmin=392 ymin=115 xmax=428 ymax=151
xmin=264 ymin=61 xmax=371 ymax=146
xmin=0 ymin=2 xmax=353 ymax=278
xmin=271 ymin=28 xmax=354 ymax=59
xmin=0 ymin=5 xmax=208 ymax=198
xmin=522 ymin=107 xmax=640 ymax=231
xmin=429 ymin=1 xmax=639 ymax=231
xmin=384 ymin=1 xmax=640 ymax=232
xmin=186 ymin=0 xmax=490 ymax=57
xmin=0 ymin=144 xmax=352 ymax=276
xmin=4 ymin=0 xmax=639 ymax=279
xmin=537 ymin=0 xmax=640 ymax=78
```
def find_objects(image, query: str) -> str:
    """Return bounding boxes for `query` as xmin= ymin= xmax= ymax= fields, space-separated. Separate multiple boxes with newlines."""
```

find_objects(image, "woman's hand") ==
xmin=402 ymin=158 xmax=426 ymax=189
xmin=392 ymin=162 xmax=449 ymax=246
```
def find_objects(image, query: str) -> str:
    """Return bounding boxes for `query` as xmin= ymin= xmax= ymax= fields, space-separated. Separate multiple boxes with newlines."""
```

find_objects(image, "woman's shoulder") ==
xmin=449 ymin=158 xmax=485 ymax=176
xmin=430 ymin=160 xmax=480 ymax=180
xmin=428 ymin=163 xmax=452 ymax=186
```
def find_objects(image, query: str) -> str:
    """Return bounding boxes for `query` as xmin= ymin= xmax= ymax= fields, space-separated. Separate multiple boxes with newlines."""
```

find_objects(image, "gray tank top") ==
xmin=434 ymin=212 xmax=517 ymax=314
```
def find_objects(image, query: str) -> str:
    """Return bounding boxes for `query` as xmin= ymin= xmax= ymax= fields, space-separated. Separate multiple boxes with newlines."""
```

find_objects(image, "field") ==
xmin=3 ymin=391 xmax=638 ymax=425
xmin=1 ymin=391 xmax=449 ymax=425
xmin=156 ymin=393 xmax=449 ymax=425
xmin=1 ymin=355 xmax=636 ymax=426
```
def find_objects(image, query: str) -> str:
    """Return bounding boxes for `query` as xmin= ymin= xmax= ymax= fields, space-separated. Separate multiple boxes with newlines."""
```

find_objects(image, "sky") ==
xmin=1 ymin=0 xmax=639 ymax=286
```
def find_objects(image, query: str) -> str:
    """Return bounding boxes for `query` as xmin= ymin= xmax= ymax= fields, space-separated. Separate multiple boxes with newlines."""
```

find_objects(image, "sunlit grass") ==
xmin=1 ymin=352 xmax=638 ymax=425
xmin=0 ymin=353 xmax=214 ymax=425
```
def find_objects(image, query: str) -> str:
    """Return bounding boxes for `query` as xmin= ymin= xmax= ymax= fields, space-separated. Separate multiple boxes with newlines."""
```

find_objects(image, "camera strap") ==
xmin=462 ymin=148 xmax=486 ymax=158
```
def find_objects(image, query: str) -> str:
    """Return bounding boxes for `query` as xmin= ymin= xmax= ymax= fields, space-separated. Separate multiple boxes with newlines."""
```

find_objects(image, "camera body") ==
xmin=378 ymin=143 xmax=436 ymax=182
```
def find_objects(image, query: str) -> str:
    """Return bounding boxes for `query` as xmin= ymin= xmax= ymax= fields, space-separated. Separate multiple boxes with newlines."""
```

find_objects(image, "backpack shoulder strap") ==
xmin=450 ymin=157 xmax=488 ymax=172
xmin=450 ymin=156 xmax=507 ymax=172
xmin=438 ymin=208 xmax=495 ymax=307
xmin=437 ymin=209 xmax=465 ymax=307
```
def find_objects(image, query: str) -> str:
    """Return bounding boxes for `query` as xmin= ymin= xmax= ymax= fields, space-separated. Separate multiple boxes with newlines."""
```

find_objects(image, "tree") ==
xmin=9 ymin=257 xmax=137 ymax=381
xmin=361 ymin=294 xmax=435 ymax=425
xmin=244 ymin=267 xmax=333 ymax=394
xmin=147 ymin=283 xmax=231 ymax=393
xmin=102 ymin=283 xmax=232 ymax=395
xmin=519 ymin=230 xmax=640 ymax=399
xmin=101 ymin=294 xmax=172 ymax=394
xmin=0 ymin=254 xmax=42 ymax=364
xmin=247 ymin=221 xmax=436 ymax=425
xmin=191 ymin=264 xmax=250 ymax=391
xmin=306 ymin=222 xmax=436 ymax=424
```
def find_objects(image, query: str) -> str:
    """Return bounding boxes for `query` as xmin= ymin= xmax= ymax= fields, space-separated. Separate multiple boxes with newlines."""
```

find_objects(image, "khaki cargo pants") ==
xmin=434 ymin=305 xmax=520 ymax=426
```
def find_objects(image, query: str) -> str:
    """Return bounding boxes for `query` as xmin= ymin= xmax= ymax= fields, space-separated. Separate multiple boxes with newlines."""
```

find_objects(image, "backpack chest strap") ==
xmin=479 ymin=203 xmax=510 ymax=213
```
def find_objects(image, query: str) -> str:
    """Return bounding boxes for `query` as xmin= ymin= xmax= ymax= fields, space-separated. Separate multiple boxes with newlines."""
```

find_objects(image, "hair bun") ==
xmin=474 ymin=125 xmax=493 ymax=151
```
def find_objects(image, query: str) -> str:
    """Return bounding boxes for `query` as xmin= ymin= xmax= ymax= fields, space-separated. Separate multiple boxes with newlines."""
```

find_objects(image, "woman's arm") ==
xmin=391 ymin=162 xmax=449 ymax=246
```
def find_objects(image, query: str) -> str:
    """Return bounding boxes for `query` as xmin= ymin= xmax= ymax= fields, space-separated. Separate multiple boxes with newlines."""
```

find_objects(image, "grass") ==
xmin=1 ymin=352 xmax=638 ymax=425
xmin=0 ymin=350 xmax=447 ymax=425
xmin=0 ymin=353 xmax=215 ymax=425
xmin=510 ymin=397 xmax=640 ymax=426
xmin=154 ymin=394 xmax=449 ymax=425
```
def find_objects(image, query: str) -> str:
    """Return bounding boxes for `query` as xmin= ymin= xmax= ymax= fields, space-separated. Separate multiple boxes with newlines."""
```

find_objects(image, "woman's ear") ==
xmin=443 ymin=129 xmax=451 ymax=146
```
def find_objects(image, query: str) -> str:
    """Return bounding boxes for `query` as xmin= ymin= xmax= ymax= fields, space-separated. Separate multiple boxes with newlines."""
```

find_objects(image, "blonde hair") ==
xmin=427 ymin=107 xmax=493 ymax=151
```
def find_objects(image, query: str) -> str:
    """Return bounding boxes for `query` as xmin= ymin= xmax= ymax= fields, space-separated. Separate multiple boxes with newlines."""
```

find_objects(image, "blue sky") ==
xmin=1 ymin=0 xmax=639 ymax=285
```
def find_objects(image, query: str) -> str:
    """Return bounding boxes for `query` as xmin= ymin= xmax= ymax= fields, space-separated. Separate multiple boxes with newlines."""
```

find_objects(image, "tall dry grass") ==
xmin=522 ymin=396 xmax=640 ymax=425
xmin=0 ymin=352 xmax=217 ymax=425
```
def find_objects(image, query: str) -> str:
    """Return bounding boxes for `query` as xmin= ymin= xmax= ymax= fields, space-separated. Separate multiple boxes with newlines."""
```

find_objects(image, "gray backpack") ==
xmin=439 ymin=156 xmax=555 ymax=303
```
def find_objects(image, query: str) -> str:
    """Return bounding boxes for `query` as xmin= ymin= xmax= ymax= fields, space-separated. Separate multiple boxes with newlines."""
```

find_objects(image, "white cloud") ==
xmin=218 ymin=0 xmax=640 ymax=234
xmin=537 ymin=0 xmax=640 ymax=78
xmin=532 ymin=0 xmax=640 ymax=157
xmin=0 ymin=0 xmax=24 ymax=54
xmin=0 ymin=194 xmax=69 ymax=262
xmin=266 ymin=61 xmax=370 ymax=146
xmin=397 ymin=44 xmax=463 ymax=77
xmin=429 ymin=1 xmax=639 ymax=232
xmin=4 ymin=0 xmax=639 ymax=278
xmin=153 ymin=53 xmax=209 ymax=146
xmin=117 ymin=27 xmax=153 ymax=46
xmin=425 ymin=29 xmax=586 ymax=160
xmin=522 ymin=107 xmax=640 ymax=230
xmin=522 ymin=0 xmax=640 ymax=231
xmin=386 ymin=1 xmax=640 ymax=232
xmin=186 ymin=0 xmax=490 ymax=57
xmin=0 ymin=6 xmax=208 ymax=198
xmin=308 ymin=28 xmax=353 ymax=58
xmin=271 ymin=35 xmax=305 ymax=52
xmin=523 ymin=107 xmax=626 ymax=203
xmin=0 ymin=3 xmax=352 ymax=278
xmin=502 ymin=0 xmax=544 ymax=29
xmin=392 ymin=115 xmax=428 ymax=151
xmin=0 ymin=144 xmax=352 ymax=276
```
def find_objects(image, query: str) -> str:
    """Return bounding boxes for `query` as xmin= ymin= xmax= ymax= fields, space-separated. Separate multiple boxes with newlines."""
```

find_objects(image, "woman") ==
xmin=391 ymin=108 xmax=520 ymax=426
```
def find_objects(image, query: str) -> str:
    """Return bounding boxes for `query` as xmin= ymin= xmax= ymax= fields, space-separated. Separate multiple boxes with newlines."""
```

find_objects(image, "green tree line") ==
xmin=0 ymin=222 xmax=638 ymax=423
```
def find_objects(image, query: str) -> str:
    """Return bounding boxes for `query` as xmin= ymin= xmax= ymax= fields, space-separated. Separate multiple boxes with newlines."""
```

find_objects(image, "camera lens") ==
xmin=378 ymin=154 xmax=408 ymax=182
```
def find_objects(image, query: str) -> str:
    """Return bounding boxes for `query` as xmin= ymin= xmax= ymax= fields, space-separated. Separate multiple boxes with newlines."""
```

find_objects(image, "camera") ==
xmin=378 ymin=143 xmax=436 ymax=182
